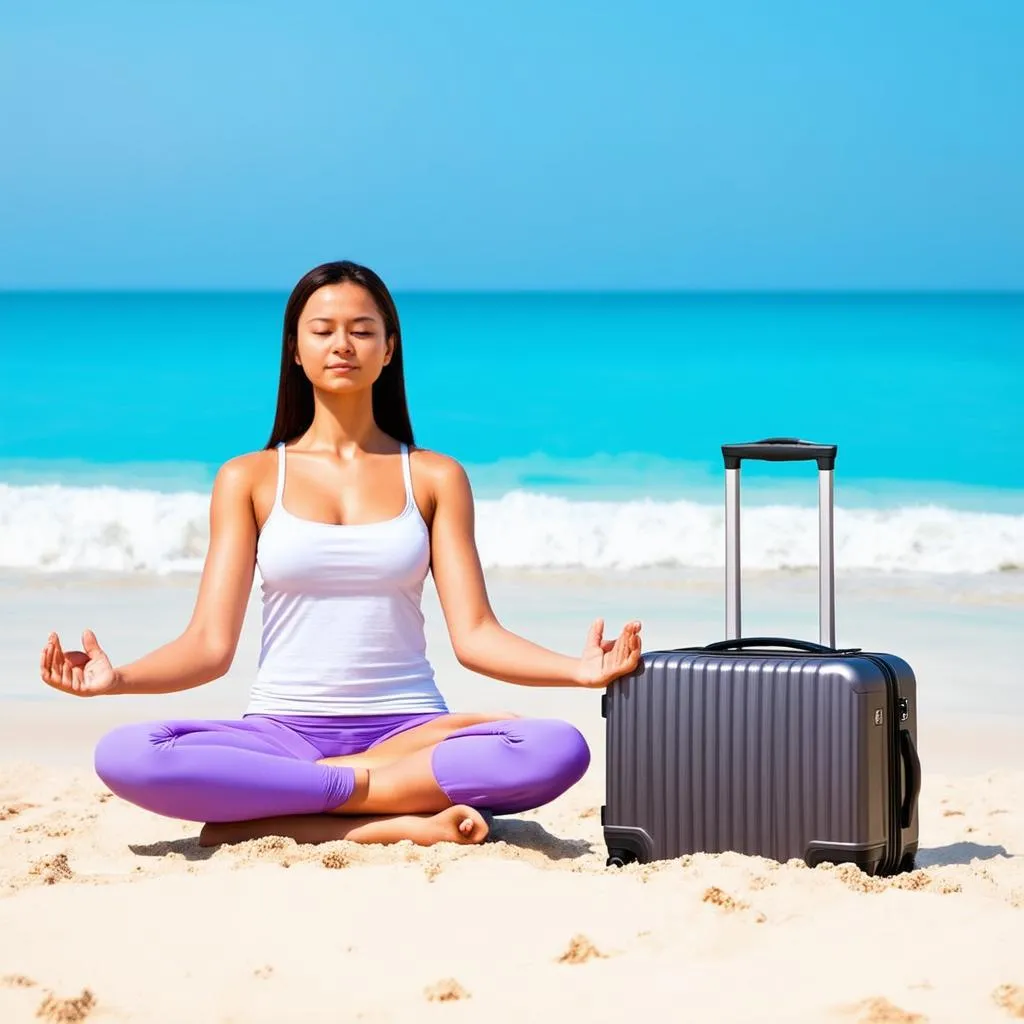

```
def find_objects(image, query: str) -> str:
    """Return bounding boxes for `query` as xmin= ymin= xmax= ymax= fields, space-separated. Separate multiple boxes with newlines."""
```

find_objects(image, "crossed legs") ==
xmin=94 ymin=712 xmax=590 ymax=849
xmin=201 ymin=714 xmax=513 ymax=848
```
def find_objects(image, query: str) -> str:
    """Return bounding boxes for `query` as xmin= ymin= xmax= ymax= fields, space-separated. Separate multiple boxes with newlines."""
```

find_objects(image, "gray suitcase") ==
xmin=601 ymin=439 xmax=921 ymax=876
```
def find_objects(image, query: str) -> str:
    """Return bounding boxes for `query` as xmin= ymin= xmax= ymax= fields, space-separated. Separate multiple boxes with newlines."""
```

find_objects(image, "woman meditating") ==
xmin=39 ymin=261 xmax=642 ymax=849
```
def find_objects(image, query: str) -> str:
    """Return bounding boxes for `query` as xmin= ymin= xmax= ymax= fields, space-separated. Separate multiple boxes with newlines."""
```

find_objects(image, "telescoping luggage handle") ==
xmin=720 ymin=438 xmax=838 ymax=648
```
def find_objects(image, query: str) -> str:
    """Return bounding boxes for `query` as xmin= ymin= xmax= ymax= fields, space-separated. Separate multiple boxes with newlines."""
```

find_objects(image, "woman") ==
xmin=39 ymin=261 xmax=642 ymax=849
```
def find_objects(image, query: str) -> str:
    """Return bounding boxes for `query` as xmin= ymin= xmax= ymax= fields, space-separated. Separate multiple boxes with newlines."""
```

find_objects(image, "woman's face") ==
xmin=295 ymin=281 xmax=393 ymax=393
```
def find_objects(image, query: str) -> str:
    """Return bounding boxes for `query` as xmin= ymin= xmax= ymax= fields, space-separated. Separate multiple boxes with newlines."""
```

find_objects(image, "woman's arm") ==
xmin=112 ymin=456 xmax=259 ymax=694
xmin=41 ymin=455 xmax=259 ymax=697
xmin=424 ymin=454 xmax=641 ymax=689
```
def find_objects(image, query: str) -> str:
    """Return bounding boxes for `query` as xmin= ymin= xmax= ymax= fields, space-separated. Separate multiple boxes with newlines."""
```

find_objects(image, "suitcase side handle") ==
xmin=899 ymin=728 xmax=922 ymax=830
xmin=700 ymin=636 xmax=860 ymax=655
xmin=722 ymin=437 xmax=838 ymax=471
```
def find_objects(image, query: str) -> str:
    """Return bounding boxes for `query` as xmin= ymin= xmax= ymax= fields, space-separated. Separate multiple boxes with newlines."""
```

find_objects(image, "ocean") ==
xmin=1 ymin=291 xmax=1022 ymax=576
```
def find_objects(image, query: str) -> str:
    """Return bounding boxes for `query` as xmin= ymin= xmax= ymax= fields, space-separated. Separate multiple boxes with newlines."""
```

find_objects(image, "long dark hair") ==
xmin=265 ymin=261 xmax=415 ymax=448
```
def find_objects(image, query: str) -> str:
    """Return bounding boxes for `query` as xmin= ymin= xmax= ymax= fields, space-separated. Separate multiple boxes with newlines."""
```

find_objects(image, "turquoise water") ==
xmin=2 ymin=291 xmax=1021 ymax=490
xmin=1 ymin=291 xmax=1022 ymax=574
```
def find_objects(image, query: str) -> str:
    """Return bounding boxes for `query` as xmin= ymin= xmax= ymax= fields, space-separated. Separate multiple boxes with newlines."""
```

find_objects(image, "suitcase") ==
xmin=601 ymin=438 xmax=921 ymax=876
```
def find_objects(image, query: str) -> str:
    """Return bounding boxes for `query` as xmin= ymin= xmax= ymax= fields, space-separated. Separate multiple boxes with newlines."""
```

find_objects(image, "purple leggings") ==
xmin=93 ymin=712 xmax=591 ymax=823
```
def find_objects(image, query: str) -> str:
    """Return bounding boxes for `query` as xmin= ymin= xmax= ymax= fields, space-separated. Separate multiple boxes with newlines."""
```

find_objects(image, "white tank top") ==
xmin=244 ymin=442 xmax=449 ymax=717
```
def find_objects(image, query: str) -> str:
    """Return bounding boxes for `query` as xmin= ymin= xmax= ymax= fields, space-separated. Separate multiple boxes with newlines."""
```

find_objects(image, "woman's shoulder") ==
xmin=408 ymin=446 xmax=473 ymax=499
xmin=408 ymin=445 xmax=468 ymax=480
xmin=212 ymin=448 xmax=278 ymax=495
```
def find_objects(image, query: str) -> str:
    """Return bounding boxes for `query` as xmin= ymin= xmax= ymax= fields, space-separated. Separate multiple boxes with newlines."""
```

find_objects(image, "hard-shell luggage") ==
xmin=601 ymin=438 xmax=921 ymax=876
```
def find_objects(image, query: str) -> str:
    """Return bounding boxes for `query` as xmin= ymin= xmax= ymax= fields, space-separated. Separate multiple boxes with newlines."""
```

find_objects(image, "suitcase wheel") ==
xmin=606 ymin=848 xmax=637 ymax=869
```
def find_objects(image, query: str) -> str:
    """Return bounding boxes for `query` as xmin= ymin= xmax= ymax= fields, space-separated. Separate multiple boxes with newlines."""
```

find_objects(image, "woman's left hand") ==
xmin=575 ymin=618 xmax=642 ymax=688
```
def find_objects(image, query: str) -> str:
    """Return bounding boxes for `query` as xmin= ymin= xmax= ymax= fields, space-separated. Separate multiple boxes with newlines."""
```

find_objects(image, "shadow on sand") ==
xmin=127 ymin=817 xmax=594 ymax=864
xmin=487 ymin=816 xmax=593 ymax=860
xmin=916 ymin=841 xmax=1013 ymax=868
xmin=129 ymin=837 xmax=217 ymax=862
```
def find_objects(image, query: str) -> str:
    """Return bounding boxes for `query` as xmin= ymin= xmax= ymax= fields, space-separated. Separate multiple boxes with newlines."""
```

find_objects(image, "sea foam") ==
xmin=1 ymin=483 xmax=1020 ymax=575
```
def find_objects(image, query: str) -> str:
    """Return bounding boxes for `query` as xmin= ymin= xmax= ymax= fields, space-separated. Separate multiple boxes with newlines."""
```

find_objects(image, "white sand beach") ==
xmin=1 ymin=568 xmax=1023 ymax=1023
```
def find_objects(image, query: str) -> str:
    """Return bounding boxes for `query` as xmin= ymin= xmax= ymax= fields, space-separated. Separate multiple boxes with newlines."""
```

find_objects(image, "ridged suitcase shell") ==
xmin=602 ymin=645 xmax=920 ymax=876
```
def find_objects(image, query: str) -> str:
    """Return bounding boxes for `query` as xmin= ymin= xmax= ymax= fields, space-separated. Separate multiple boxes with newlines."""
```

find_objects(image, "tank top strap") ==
xmin=275 ymin=442 xmax=287 ymax=506
xmin=399 ymin=443 xmax=414 ymax=508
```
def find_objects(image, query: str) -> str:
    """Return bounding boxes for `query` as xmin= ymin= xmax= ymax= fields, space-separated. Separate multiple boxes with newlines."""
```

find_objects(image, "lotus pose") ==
xmin=39 ymin=261 xmax=642 ymax=849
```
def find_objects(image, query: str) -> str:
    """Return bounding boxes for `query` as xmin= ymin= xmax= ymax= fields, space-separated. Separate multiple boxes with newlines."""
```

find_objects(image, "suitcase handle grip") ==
xmin=700 ymin=636 xmax=859 ymax=655
xmin=899 ymin=728 xmax=922 ymax=830
xmin=722 ymin=438 xmax=838 ymax=471
xmin=723 ymin=437 xmax=837 ymax=646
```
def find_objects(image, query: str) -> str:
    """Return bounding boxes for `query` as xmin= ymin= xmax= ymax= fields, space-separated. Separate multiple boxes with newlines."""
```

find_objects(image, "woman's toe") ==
xmin=447 ymin=805 xmax=488 ymax=844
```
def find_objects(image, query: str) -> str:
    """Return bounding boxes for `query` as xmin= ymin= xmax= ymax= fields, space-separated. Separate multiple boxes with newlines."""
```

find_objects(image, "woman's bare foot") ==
xmin=407 ymin=805 xmax=490 ymax=846
xmin=198 ymin=804 xmax=490 ymax=848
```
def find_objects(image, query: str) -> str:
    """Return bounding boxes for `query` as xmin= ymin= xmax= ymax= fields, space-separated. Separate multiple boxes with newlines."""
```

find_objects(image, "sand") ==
xmin=1 ymin=568 xmax=1023 ymax=1023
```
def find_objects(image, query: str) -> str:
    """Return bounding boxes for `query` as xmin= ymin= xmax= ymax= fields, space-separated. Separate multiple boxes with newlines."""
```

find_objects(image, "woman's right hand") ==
xmin=40 ymin=630 xmax=119 ymax=697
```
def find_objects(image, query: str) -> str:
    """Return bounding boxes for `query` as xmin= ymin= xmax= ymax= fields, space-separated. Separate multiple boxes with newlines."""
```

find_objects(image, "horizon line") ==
xmin=2 ymin=286 xmax=1023 ymax=297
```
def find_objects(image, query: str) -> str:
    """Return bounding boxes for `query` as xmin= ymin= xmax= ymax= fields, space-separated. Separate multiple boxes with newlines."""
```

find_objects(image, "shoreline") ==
xmin=3 ymin=561 xmax=1023 ymax=591
xmin=3 ymin=568 xmax=1023 ymax=764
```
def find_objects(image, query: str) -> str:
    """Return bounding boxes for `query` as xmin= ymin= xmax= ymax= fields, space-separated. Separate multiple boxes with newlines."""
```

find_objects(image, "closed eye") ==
xmin=309 ymin=328 xmax=374 ymax=338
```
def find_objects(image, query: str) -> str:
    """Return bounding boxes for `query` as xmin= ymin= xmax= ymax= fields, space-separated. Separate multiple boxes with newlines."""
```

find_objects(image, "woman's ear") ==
xmin=383 ymin=335 xmax=395 ymax=366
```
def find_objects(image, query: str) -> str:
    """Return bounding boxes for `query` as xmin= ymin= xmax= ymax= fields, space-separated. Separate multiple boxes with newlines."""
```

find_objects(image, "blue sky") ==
xmin=2 ymin=1 xmax=1022 ymax=291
